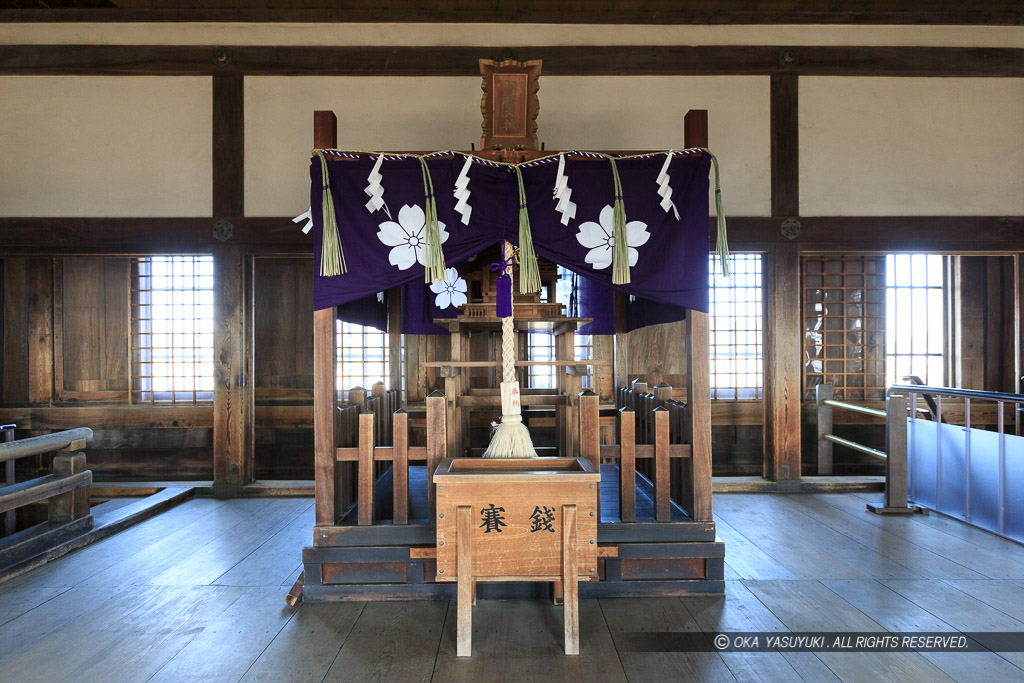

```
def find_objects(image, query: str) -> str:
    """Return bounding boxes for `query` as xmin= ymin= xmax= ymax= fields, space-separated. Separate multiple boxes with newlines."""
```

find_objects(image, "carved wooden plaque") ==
xmin=479 ymin=58 xmax=542 ymax=151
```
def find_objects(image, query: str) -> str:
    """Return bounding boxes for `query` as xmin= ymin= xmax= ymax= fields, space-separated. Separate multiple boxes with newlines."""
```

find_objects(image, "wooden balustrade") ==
xmin=328 ymin=385 xmax=703 ymax=527
xmin=0 ymin=427 xmax=94 ymax=571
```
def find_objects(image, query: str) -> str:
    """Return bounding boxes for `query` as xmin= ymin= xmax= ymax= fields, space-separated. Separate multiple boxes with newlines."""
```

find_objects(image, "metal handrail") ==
xmin=822 ymin=434 xmax=887 ymax=460
xmin=888 ymin=384 xmax=1024 ymax=403
xmin=822 ymin=399 xmax=886 ymax=419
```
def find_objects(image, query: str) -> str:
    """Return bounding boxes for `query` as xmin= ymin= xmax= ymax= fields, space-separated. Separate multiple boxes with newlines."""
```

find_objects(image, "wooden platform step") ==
xmin=0 ymin=486 xmax=195 ymax=583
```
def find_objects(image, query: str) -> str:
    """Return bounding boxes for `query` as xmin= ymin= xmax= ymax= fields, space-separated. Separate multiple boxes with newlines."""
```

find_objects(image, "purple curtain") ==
xmin=311 ymin=152 xmax=710 ymax=333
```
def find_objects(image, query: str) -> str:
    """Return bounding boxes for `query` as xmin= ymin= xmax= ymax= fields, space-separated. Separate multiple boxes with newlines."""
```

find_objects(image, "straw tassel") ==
xmin=316 ymin=151 xmax=347 ymax=277
xmin=705 ymin=149 xmax=730 ymax=278
xmin=419 ymin=157 xmax=447 ymax=283
xmin=483 ymin=240 xmax=537 ymax=459
xmin=609 ymin=157 xmax=630 ymax=285
xmin=513 ymin=166 xmax=541 ymax=294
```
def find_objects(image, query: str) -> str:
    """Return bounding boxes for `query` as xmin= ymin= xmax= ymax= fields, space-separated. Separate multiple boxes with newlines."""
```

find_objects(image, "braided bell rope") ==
xmin=501 ymin=240 xmax=516 ymax=384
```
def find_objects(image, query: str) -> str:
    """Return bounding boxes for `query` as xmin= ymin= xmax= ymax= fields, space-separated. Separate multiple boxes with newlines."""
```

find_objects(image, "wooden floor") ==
xmin=3 ymin=492 xmax=1024 ymax=682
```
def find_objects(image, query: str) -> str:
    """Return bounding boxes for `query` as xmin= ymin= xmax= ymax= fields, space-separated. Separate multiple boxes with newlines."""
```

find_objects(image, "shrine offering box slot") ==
xmin=434 ymin=457 xmax=600 ymax=580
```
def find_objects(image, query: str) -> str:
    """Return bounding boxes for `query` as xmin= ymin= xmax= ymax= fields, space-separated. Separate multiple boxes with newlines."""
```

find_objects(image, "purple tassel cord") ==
xmin=490 ymin=252 xmax=516 ymax=318
xmin=495 ymin=273 xmax=512 ymax=317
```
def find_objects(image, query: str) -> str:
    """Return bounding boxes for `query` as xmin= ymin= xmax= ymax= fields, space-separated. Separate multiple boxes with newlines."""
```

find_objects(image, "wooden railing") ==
xmin=0 ymin=427 xmax=94 ymax=568
xmin=335 ymin=387 xmax=702 ymax=526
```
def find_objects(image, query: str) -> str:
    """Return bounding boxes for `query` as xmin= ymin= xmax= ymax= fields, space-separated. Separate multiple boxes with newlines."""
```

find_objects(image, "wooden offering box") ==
xmin=434 ymin=457 xmax=600 ymax=655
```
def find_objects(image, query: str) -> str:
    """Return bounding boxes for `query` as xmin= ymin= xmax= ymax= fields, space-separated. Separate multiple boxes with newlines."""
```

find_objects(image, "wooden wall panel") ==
xmin=621 ymin=322 xmax=686 ymax=394
xmin=253 ymin=256 xmax=314 ymax=397
xmin=59 ymin=257 xmax=130 ymax=398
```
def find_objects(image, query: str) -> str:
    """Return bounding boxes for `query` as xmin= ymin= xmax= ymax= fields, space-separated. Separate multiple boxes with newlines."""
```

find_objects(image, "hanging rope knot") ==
xmin=490 ymin=252 xmax=516 ymax=272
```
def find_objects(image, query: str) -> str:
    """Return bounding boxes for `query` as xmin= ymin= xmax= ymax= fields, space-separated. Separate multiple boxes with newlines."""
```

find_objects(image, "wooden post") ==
xmin=885 ymin=394 xmax=909 ymax=509
xmin=426 ymin=391 xmax=446 ymax=516
xmin=358 ymin=412 xmax=374 ymax=525
xmin=313 ymin=306 xmax=337 ymax=526
xmin=579 ymin=390 xmax=600 ymax=520
xmin=684 ymin=310 xmax=713 ymax=521
xmin=212 ymin=243 xmax=253 ymax=496
xmin=654 ymin=407 xmax=671 ymax=521
xmin=49 ymin=450 xmax=90 ymax=524
xmin=816 ymin=384 xmax=834 ymax=475
xmin=561 ymin=504 xmax=579 ymax=656
xmin=312 ymin=109 xmax=339 ymax=526
xmin=618 ymin=408 xmax=636 ymax=523
xmin=392 ymin=409 xmax=408 ymax=525
xmin=456 ymin=504 xmax=473 ymax=657
xmin=763 ymin=244 xmax=802 ymax=482
xmin=2 ymin=425 xmax=13 ymax=537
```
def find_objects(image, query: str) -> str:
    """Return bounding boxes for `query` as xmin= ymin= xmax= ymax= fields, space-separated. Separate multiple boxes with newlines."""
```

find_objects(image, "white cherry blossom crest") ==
xmin=376 ymin=204 xmax=448 ymax=271
xmin=576 ymin=205 xmax=650 ymax=271
xmin=429 ymin=267 xmax=468 ymax=310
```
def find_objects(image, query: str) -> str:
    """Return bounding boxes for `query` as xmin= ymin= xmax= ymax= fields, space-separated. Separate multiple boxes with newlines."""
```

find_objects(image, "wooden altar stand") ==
xmin=299 ymin=64 xmax=723 ymax=639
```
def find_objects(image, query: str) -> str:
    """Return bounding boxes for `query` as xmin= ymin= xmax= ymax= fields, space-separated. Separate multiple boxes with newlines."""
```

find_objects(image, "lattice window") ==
xmin=131 ymin=256 xmax=215 ymax=404
xmin=886 ymin=254 xmax=945 ymax=386
xmin=803 ymin=255 xmax=887 ymax=401
xmin=709 ymin=253 xmax=763 ymax=400
xmin=337 ymin=321 xmax=390 ymax=398
xmin=526 ymin=331 xmax=556 ymax=389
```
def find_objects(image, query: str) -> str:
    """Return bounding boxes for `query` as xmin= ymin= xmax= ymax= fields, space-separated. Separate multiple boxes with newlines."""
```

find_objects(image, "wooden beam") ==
xmin=762 ymin=244 xmax=802 ymax=481
xmin=212 ymin=73 xmax=244 ymax=218
xmin=3 ymin=5 xmax=1023 ymax=25
xmin=770 ymin=73 xmax=798 ymax=218
xmin=3 ymin=216 xmax=1023 ymax=253
xmin=2 ymin=45 xmax=1022 ymax=78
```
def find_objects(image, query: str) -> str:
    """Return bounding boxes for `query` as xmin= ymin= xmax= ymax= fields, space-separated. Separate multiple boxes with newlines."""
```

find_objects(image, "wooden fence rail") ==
xmin=0 ymin=426 xmax=95 ymax=571
xmin=330 ymin=388 xmax=701 ymax=527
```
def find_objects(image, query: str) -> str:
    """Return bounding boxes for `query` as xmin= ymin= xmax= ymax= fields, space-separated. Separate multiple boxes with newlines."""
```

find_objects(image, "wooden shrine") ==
xmin=300 ymin=59 xmax=723 ymax=608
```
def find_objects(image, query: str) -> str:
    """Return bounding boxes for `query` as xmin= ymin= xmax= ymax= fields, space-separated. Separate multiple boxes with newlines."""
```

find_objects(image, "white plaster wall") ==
xmin=800 ymin=77 xmax=1024 ymax=216
xmin=246 ymin=75 xmax=769 ymax=218
xmin=2 ymin=22 xmax=1022 ymax=48
xmin=0 ymin=76 xmax=212 ymax=217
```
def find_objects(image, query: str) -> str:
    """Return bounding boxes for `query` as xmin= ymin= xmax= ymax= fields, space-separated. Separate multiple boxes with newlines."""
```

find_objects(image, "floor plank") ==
xmin=683 ymin=580 xmax=839 ymax=682
xmin=777 ymin=494 xmax=986 ymax=580
xmin=216 ymin=500 xmax=315 ymax=587
xmin=715 ymin=495 xmax=914 ymax=580
xmin=65 ymin=585 xmax=249 ymax=682
xmin=241 ymin=601 xmax=364 ymax=683
xmin=882 ymin=579 xmax=1024 ymax=669
xmin=148 ymin=586 xmax=297 ymax=683
xmin=713 ymin=516 xmax=800 ymax=581
xmin=822 ymin=579 xmax=1024 ymax=681
xmin=432 ymin=599 xmax=626 ymax=682
xmin=78 ymin=498 xmax=283 ymax=588
xmin=744 ymin=580 xmax=955 ymax=682
xmin=324 ymin=601 xmax=448 ymax=682
xmin=816 ymin=494 xmax=1024 ymax=579
xmin=0 ymin=581 xmax=71 ymax=627
xmin=4 ymin=494 xmax=1024 ymax=682
xmin=146 ymin=498 xmax=311 ymax=587
xmin=599 ymin=596 xmax=736 ymax=681
xmin=1 ymin=497 xmax=228 ymax=589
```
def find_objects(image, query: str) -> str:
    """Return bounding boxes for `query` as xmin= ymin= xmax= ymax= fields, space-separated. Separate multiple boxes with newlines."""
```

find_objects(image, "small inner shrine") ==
xmin=300 ymin=58 xmax=723 ymax=637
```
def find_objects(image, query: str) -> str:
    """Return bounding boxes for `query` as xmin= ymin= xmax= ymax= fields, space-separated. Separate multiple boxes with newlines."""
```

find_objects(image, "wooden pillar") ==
xmin=312 ymin=111 xmax=338 ymax=525
xmin=27 ymin=259 xmax=54 ymax=406
xmin=684 ymin=311 xmax=713 ymax=521
xmin=762 ymin=245 xmax=802 ymax=481
xmin=212 ymin=243 xmax=253 ymax=496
